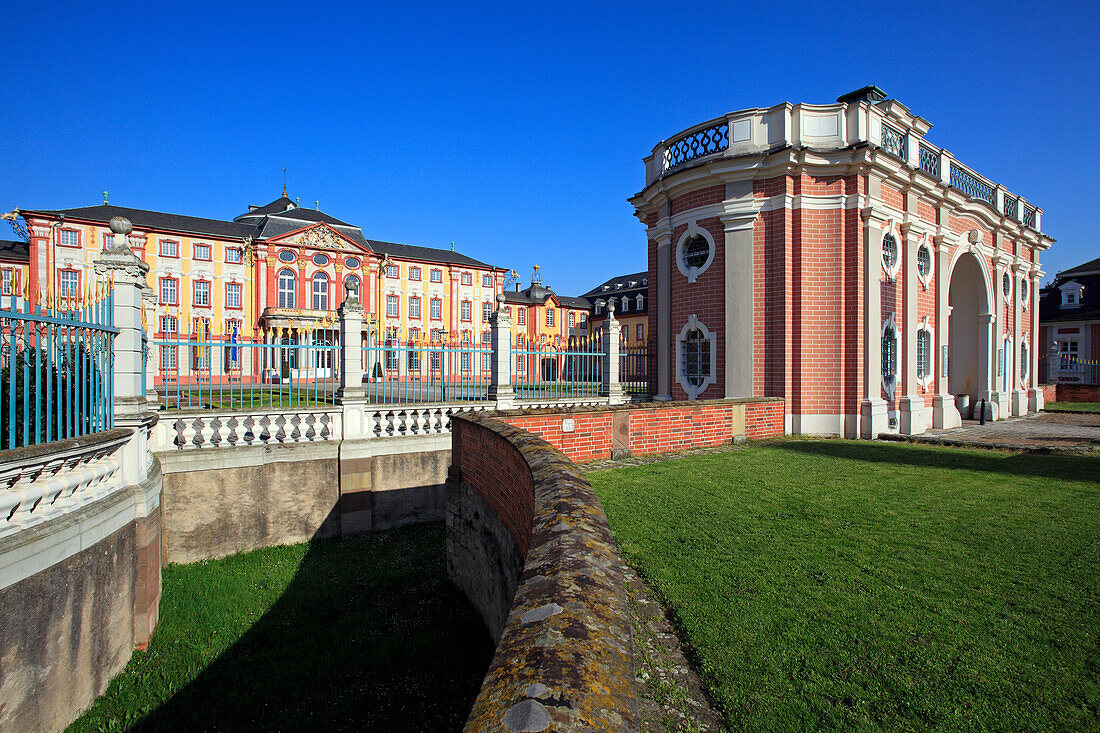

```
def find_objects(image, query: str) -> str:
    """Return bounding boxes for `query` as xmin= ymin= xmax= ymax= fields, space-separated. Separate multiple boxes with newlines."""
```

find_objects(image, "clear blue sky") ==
xmin=2 ymin=1 xmax=1096 ymax=294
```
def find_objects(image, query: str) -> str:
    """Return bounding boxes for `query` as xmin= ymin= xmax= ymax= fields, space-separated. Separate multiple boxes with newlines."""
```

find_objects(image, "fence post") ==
xmin=488 ymin=293 xmax=514 ymax=409
xmin=94 ymin=216 xmax=155 ymax=485
xmin=338 ymin=282 xmax=368 ymax=440
xmin=601 ymin=302 xmax=626 ymax=405
xmin=1047 ymin=343 xmax=1060 ymax=385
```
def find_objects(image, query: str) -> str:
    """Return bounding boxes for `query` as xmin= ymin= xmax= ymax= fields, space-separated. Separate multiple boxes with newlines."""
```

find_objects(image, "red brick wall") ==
xmin=451 ymin=419 xmax=535 ymax=555
xmin=1054 ymin=384 xmax=1100 ymax=403
xmin=499 ymin=399 xmax=785 ymax=464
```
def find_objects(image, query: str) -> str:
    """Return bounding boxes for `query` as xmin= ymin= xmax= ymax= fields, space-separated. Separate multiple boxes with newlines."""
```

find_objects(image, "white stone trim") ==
xmin=915 ymin=316 xmax=934 ymax=391
xmin=880 ymin=220 xmax=902 ymax=281
xmin=1019 ymin=333 xmax=1030 ymax=388
xmin=916 ymin=234 xmax=933 ymax=289
xmin=882 ymin=312 xmax=899 ymax=399
xmin=675 ymin=222 xmax=716 ymax=284
xmin=675 ymin=314 xmax=716 ymax=399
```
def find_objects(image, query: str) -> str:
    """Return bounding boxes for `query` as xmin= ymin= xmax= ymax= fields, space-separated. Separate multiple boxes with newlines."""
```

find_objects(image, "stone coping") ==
xmin=0 ymin=428 xmax=134 ymax=466
xmin=453 ymin=412 xmax=638 ymax=732
xmin=494 ymin=395 xmax=783 ymax=419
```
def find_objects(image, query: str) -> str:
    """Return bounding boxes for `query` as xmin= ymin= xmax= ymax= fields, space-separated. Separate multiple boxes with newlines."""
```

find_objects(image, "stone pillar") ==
xmin=601 ymin=301 xmax=625 ymax=405
xmin=931 ymin=234 xmax=960 ymax=428
xmin=655 ymin=227 xmax=673 ymax=401
xmin=338 ymin=281 xmax=367 ymax=440
xmin=721 ymin=190 xmax=756 ymax=399
xmin=488 ymin=293 xmax=515 ymax=409
xmin=1027 ymin=268 xmax=1045 ymax=411
xmin=859 ymin=208 xmax=888 ymax=438
xmin=93 ymin=217 xmax=155 ymax=487
xmin=899 ymin=223 xmax=928 ymax=435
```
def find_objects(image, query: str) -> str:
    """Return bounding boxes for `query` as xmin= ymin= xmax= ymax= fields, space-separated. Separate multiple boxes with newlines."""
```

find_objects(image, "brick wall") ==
xmin=1053 ymin=384 xmax=1100 ymax=403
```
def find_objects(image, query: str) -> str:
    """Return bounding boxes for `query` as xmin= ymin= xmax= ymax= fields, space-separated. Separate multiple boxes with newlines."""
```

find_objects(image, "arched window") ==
xmin=881 ymin=315 xmax=898 ymax=398
xmin=277 ymin=269 xmax=296 ymax=308
xmin=344 ymin=274 xmax=360 ymax=300
xmin=636 ymin=294 xmax=644 ymax=310
xmin=312 ymin=272 xmax=329 ymax=310
xmin=1020 ymin=341 xmax=1029 ymax=383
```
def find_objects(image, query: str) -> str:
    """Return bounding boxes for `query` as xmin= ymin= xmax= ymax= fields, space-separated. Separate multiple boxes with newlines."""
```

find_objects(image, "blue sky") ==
xmin=2 ymin=1 xmax=1096 ymax=294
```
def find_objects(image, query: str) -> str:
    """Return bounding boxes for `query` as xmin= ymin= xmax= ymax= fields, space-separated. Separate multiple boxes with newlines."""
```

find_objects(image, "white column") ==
xmin=488 ymin=293 xmax=515 ymax=409
xmin=860 ymin=208 xmax=888 ymax=438
xmin=1027 ymin=268 xmax=1045 ymax=411
xmin=654 ymin=228 xmax=673 ymax=401
xmin=601 ymin=302 xmax=625 ymax=405
xmin=1011 ymin=263 xmax=1027 ymax=415
xmin=899 ymin=223 xmax=928 ymax=435
xmin=931 ymin=233 xmax=961 ymax=428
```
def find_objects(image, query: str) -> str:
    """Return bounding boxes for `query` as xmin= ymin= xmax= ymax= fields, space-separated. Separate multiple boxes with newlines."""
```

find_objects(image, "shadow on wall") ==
xmin=83 ymin=513 xmax=493 ymax=732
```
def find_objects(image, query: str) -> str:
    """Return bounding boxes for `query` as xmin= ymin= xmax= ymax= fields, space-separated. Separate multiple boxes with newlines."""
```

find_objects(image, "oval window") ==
xmin=278 ymin=250 xmax=295 ymax=263
xmin=882 ymin=234 xmax=898 ymax=270
xmin=344 ymin=256 xmax=360 ymax=269
xmin=681 ymin=235 xmax=709 ymax=270
xmin=917 ymin=244 xmax=931 ymax=279
xmin=1003 ymin=272 xmax=1011 ymax=298
xmin=313 ymin=253 xmax=330 ymax=266
xmin=1021 ymin=278 xmax=1028 ymax=302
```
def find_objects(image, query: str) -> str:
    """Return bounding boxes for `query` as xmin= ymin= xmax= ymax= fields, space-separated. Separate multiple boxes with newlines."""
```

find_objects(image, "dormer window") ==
xmin=1059 ymin=280 xmax=1084 ymax=308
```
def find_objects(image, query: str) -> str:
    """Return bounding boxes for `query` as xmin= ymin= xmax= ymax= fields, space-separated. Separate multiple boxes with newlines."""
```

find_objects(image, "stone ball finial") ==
xmin=496 ymin=293 xmax=505 ymax=304
xmin=109 ymin=216 xmax=132 ymax=235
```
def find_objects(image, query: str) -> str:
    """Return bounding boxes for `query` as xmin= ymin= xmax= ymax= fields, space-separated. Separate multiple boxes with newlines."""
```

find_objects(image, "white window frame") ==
xmin=312 ymin=273 xmax=329 ymax=310
xmin=674 ymin=221 xmax=716 ymax=284
xmin=429 ymin=297 xmax=442 ymax=321
xmin=545 ymin=307 xmax=554 ymax=327
xmin=915 ymin=317 xmax=933 ymax=391
xmin=160 ymin=277 xmax=178 ymax=305
xmin=916 ymin=239 xmax=932 ymax=288
xmin=194 ymin=280 xmax=211 ymax=307
xmin=482 ymin=301 xmax=492 ymax=323
xmin=430 ymin=268 xmax=443 ymax=283
xmin=675 ymin=315 xmax=716 ymax=399
xmin=880 ymin=222 xmax=901 ymax=280
xmin=483 ymin=274 xmax=493 ymax=288
xmin=409 ymin=266 xmax=421 ymax=281
xmin=277 ymin=269 xmax=296 ymax=308
xmin=568 ymin=312 xmax=576 ymax=328
xmin=58 ymin=229 xmax=80 ymax=248
xmin=881 ymin=312 xmax=898 ymax=398
xmin=517 ymin=308 xmax=526 ymax=326
xmin=1 ymin=269 xmax=11 ymax=296
xmin=1001 ymin=271 xmax=1012 ymax=303
xmin=461 ymin=300 xmax=472 ymax=322
xmin=226 ymin=282 xmax=242 ymax=309
xmin=385 ymin=264 xmax=399 ymax=279
xmin=386 ymin=294 xmax=400 ymax=318
xmin=159 ymin=239 xmax=178 ymax=257
xmin=226 ymin=247 xmax=243 ymax=264
xmin=409 ymin=296 xmax=421 ymax=319
xmin=59 ymin=270 xmax=79 ymax=298
xmin=194 ymin=243 xmax=212 ymax=261
xmin=636 ymin=323 xmax=644 ymax=342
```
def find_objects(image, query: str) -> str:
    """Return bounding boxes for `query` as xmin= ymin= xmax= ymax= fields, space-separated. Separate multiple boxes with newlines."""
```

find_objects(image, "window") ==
xmin=386 ymin=264 xmax=399 ymax=278
xmin=1020 ymin=341 xmax=1029 ymax=382
xmin=312 ymin=273 xmax=329 ymax=310
xmin=1002 ymin=272 xmax=1011 ymax=299
xmin=461 ymin=300 xmax=472 ymax=321
xmin=226 ymin=282 xmax=242 ymax=309
xmin=1 ymin=269 xmax=11 ymax=296
xmin=637 ymin=295 xmax=644 ymax=310
xmin=621 ymin=298 xmax=629 ymax=313
xmin=408 ymin=346 xmax=420 ymax=372
xmin=345 ymin=257 xmax=360 ymax=269
xmin=194 ymin=243 xmax=212 ymax=261
xmin=917 ymin=244 xmax=931 ymax=280
xmin=430 ymin=297 xmax=442 ymax=320
xmin=278 ymin=250 xmax=295 ymax=263
xmin=517 ymin=308 xmax=526 ymax=325
xmin=682 ymin=235 xmax=708 ymax=269
xmin=430 ymin=268 xmax=442 ymax=283
xmin=344 ymin=275 xmax=360 ymax=300
xmin=159 ymin=277 xmax=178 ymax=305
xmin=409 ymin=266 xmax=421 ymax=281
xmin=58 ymin=229 xmax=80 ymax=248
xmin=917 ymin=329 xmax=931 ymax=380
xmin=676 ymin=224 xmax=715 ymax=282
xmin=882 ymin=321 xmax=898 ymax=395
xmin=161 ymin=344 xmax=178 ymax=370
xmin=482 ymin=332 xmax=492 ymax=371
xmin=637 ymin=324 xmax=644 ymax=342
xmin=683 ymin=329 xmax=709 ymax=386
xmin=226 ymin=247 xmax=243 ymax=264
xmin=581 ymin=313 xmax=588 ymax=326
xmin=277 ymin=269 xmax=296 ymax=308
xmin=483 ymin=274 xmax=493 ymax=288
xmin=1021 ymin=278 xmax=1029 ymax=303
xmin=102 ymin=232 xmax=114 ymax=250
xmin=160 ymin=239 xmax=178 ymax=257
xmin=386 ymin=294 xmax=399 ymax=318
xmin=461 ymin=272 xmax=472 ymax=286
xmin=58 ymin=271 xmax=79 ymax=299
xmin=160 ymin=315 xmax=178 ymax=335
xmin=568 ymin=312 xmax=576 ymax=328
xmin=1060 ymin=341 xmax=1079 ymax=365
xmin=545 ymin=307 xmax=554 ymax=327
xmin=516 ymin=354 xmax=526 ymax=372
xmin=882 ymin=233 xmax=898 ymax=272
xmin=482 ymin=301 xmax=492 ymax=322
xmin=194 ymin=280 xmax=210 ymax=307
xmin=313 ymin=253 xmax=329 ymax=266
xmin=410 ymin=296 xmax=421 ymax=319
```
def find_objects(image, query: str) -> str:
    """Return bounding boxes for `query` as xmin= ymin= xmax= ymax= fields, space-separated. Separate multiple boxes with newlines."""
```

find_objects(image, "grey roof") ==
xmin=1040 ymin=257 xmax=1100 ymax=324
xmin=580 ymin=271 xmax=649 ymax=299
xmin=235 ymin=196 xmax=297 ymax=219
xmin=0 ymin=239 xmax=29 ymax=263
xmin=20 ymin=204 xmax=255 ymax=240
xmin=367 ymin=240 xmax=502 ymax=270
xmin=1058 ymin=256 xmax=1100 ymax=278
xmin=502 ymin=284 xmax=591 ymax=310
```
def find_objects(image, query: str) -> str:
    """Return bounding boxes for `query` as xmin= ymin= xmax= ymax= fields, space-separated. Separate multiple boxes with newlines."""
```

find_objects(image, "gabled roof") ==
xmin=580 ymin=270 xmax=649 ymax=300
xmin=20 ymin=204 xmax=254 ymax=240
xmin=1058 ymin=256 xmax=1100 ymax=278
xmin=1039 ymin=258 xmax=1100 ymax=324
xmin=368 ymin=239 xmax=502 ymax=270
xmin=236 ymin=196 xmax=297 ymax=219
xmin=0 ymin=239 xmax=29 ymax=263
xmin=502 ymin=285 xmax=591 ymax=310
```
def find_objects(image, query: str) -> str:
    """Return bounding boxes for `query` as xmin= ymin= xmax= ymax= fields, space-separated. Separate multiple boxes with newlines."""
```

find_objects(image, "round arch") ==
xmin=947 ymin=247 xmax=994 ymax=409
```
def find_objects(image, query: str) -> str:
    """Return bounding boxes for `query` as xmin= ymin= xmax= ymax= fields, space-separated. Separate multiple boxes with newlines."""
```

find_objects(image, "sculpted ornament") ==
xmin=298 ymin=224 xmax=356 ymax=252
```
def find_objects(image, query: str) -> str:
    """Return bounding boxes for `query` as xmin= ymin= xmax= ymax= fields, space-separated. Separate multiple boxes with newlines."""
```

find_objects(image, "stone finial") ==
xmin=109 ymin=216 xmax=132 ymax=235
xmin=496 ymin=292 xmax=505 ymax=305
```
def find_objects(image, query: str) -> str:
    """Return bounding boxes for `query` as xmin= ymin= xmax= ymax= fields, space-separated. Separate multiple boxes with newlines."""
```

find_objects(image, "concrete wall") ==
xmin=158 ymin=435 xmax=452 ymax=563
xmin=0 ymin=446 xmax=162 ymax=733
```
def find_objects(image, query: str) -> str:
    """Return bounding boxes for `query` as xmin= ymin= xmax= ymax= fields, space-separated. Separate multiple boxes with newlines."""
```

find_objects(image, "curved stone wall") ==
xmin=447 ymin=414 xmax=638 ymax=732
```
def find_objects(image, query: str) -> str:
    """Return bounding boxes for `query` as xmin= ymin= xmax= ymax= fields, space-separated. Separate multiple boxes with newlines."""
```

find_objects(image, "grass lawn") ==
xmin=68 ymin=524 xmax=492 ymax=732
xmin=588 ymin=440 xmax=1100 ymax=731
xmin=163 ymin=387 xmax=336 ymax=410
xmin=1045 ymin=401 xmax=1100 ymax=413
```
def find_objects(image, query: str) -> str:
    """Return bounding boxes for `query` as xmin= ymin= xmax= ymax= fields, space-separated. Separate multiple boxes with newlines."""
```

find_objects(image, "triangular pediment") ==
xmin=271 ymin=223 xmax=367 ymax=253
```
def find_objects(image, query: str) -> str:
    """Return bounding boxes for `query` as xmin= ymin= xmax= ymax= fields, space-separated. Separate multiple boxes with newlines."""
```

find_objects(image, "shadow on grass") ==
xmin=126 ymin=517 xmax=491 ymax=732
xmin=772 ymin=438 xmax=1099 ymax=482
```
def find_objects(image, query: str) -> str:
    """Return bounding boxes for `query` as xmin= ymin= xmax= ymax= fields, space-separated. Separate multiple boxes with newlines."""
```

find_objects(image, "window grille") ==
xmin=226 ymin=283 xmax=242 ymax=308
xmin=1003 ymin=272 xmax=1011 ymax=298
xmin=277 ymin=249 xmax=295 ymax=263
xmin=1021 ymin=342 xmax=1029 ymax=380
xmin=545 ymin=308 xmax=554 ymax=327
xmin=682 ymin=329 xmax=710 ymax=387
xmin=194 ymin=243 xmax=211 ymax=260
xmin=277 ymin=269 xmax=295 ymax=308
xmin=663 ymin=122 xmax=729 ymax=169
xmin=430 ymin=298 xmax=442 ymax=320
xmin=59 ymin=230 xmax=79 ymax=247
xmin=917 ymin=329 xmax=931 ymax=380
xmin=682 ymin=235 xmax=709 ymax=269
xmin=312 ymin=274 xmax=329 ymax=310
xmin=461 ymin=300 xmax=472 ymax=321
xmin=882 ymin=234 xmax=898 ymax=271
xmin=194 ymin=281 xmax=210 ymax=307
xmin=917 ymin=245 xmax=931 ymax=279
xmin=880 ymin=124 xmax=907 ymax=161
xmin=919 ymin=145 xmax=940 ymax=177
xmin=882 ymin=326 xmax=897 ymax=379
xmin=517 ymin=308 xmax=526 ymax=325
xmin=409 ymin=296 xmax=421 ymax=319
xmin=483 ymin=274 xmax=493 ymax=287
xmin=160 ymin=278 xmax=178 ymax=305
xmin=430 ymin=269 xmax=442 ymax=282
xmin=409 ymin=266 xmax=421 ymax=281
xmin=386 ymin=265 xmax=399 ymax=278
xmin=226 ymin=248 xmax=242 ymax=263
xmin=386 ymin=295 xmax=399 ymax=318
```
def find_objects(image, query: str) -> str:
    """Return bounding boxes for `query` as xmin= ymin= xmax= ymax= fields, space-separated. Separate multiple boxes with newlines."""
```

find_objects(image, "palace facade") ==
xmin=631 ymin=86 xmax=1055 ymax=437
xmin=581 ymin=271 xmax=649 ymax=348
xmin=17 ymin=195 xmax=510 ymax=357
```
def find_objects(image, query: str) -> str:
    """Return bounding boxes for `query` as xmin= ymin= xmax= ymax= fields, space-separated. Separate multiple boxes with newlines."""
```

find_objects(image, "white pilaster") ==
xmin=899 ymin=223 xmax=929 ymax=435
xmin=860 ymin=208 xmax=888 ymax=438
xmin=931 ymin=233 xmax=961 ymax=429
xmin=654 ymin=223 xmax=673 ymax=401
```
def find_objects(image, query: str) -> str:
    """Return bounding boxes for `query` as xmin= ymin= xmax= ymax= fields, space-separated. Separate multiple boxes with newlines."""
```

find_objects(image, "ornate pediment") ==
xmin=279 ymin=223 xmax=362 ymax=252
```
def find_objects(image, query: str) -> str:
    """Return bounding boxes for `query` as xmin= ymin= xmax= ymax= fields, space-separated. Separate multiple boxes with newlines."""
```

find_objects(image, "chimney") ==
xmin=836 ymin=85 xmax=887 ymax=105
xmin=515 ymin=282 xmax=521 ymax=292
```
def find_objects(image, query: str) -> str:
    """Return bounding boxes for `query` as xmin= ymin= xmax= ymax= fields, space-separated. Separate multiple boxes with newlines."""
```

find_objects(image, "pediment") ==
xmin=272 ymin=223 xmax=365 ymax=253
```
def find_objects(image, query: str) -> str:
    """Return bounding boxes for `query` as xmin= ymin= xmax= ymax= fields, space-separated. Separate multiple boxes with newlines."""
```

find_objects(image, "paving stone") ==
xmin=898 ymin=412 xmax=1100 ymax=452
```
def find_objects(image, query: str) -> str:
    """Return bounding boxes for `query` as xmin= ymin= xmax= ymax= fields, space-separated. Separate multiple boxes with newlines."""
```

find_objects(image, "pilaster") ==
xmin=720 ymin=187 xmax=756 ymax=399
xmin=899 ymin=223 xmax=928 ymax=434
xmin=860 ymin=208 xmax=888 ymax=438
xmin=1027 ymin=267 xmax=1045 ymax=412
xmin=654 ymin=224 xmax=673 ymax=401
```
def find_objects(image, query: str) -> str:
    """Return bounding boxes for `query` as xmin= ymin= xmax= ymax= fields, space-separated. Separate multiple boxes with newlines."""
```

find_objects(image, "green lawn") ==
xmin=1045 ymin=401 xmax=1100 ymax=413
xmin=68 ymin=524 xmax=492 ymax=732
xmin=588 ymin=441 xmax=1100 ymax=732
xmin=162 ymin=386 xmax=336 ymax=410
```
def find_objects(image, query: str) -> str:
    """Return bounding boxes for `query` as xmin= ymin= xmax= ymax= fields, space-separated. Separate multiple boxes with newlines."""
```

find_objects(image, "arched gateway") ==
xmin=948 ymin=251 xmax=993 ymax=419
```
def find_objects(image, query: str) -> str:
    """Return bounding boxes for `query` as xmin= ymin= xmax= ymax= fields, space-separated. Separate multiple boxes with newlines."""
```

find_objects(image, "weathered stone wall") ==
xmin=447 ymin=415 xmax=638 ymax=732
xmin=0 ymin=455 xmax=163 ymax=733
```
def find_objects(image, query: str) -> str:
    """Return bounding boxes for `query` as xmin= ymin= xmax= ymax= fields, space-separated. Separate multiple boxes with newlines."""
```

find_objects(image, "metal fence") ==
xmin=153 ymin=325 xmax=339 ymax=410
xmin=361 ymin=334 xmax=492 ymax=404
xmin=0 ymin=280 xmax=118 ymax=449
xmin=620 ymin=345 xmax=649 ymax=396
xmin=1053 ymin=359 xmax=1100 ymax=386
xmin=511 ymin=334 xmax=603 ymax=400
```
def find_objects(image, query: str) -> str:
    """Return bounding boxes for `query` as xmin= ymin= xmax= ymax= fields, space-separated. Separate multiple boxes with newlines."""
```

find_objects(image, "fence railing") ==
xmin=880 ymin=123 xmax=907 ymax=161
xmin=1054 ymin=359 xmax=1100 ymax=385
xmin=949 ymin=163 xmax=996 ymax=205
xmin=621 ymin=345 xmax=649 ymax=396
xmin=152 ymin=326 xmax=339 ymax=411
xmin=511 ymin=335 xmax=603 ymax=400
xmin=1 ymin=281 xmax=118 ymax=449
xmin=663 ymin=121 xmax=730 ymax=170
xmin=361 ymin=337 xmax=492 ymax=404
